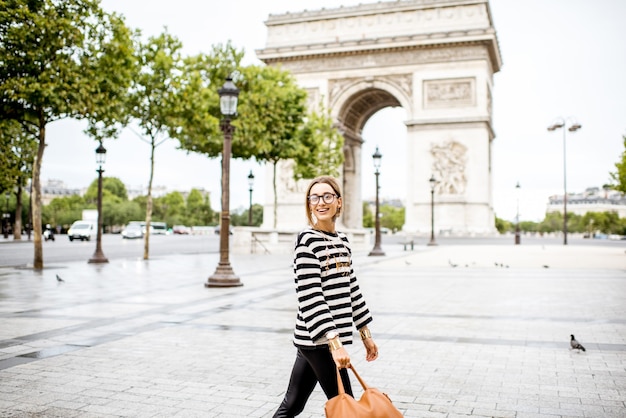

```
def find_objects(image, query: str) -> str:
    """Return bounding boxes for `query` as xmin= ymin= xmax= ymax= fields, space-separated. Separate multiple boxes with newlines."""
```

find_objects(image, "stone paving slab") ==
xmin=0 ymin=244 xmax=624 ymax=417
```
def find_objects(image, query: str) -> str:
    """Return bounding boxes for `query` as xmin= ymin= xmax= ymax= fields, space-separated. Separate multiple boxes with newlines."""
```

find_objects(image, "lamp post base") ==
xmin=368 ymin=247 xmax=386 ymax=257
xmin=88 ymin=251 xmax=109 ymax=264
xmin=206 ymin=262 xmax=242 ymax=288
xmin=427 ymin=240 xmax=438 ymax=246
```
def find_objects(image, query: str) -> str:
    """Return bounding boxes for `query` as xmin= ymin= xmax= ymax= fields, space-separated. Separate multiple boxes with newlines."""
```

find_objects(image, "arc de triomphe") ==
xmin=256 ymin=0 xmax=501 ymax=235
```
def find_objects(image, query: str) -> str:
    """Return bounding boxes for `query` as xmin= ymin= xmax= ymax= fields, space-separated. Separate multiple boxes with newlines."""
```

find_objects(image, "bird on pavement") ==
xmin=56 ymin=274 xmax=64 ymax=282
xmin=448 ymin=259 xmax=458 ymax=268
xmin=570 ymin=334 xmax=586 ymax=352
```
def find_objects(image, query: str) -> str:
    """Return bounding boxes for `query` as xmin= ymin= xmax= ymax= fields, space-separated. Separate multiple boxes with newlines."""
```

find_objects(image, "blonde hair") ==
xmin=305 ymin=176 xmax=342 ymax=227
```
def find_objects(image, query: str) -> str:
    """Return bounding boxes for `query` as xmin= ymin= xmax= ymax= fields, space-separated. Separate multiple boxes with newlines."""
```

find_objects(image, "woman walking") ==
xmin=274 ymin=176 xmax=379 ymax=418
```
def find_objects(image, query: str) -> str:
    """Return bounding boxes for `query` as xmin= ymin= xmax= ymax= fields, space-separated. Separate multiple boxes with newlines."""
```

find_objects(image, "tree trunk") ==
xmin=13 ymin=183 xmax=23 ymax=241
xmin=143 ymin=139 xmax=156 ymax=260
xmin=33 ymin=113 xmax=46 ymax=269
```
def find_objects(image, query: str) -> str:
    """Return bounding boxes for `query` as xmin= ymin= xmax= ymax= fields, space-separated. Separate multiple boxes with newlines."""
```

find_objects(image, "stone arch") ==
xmin=257 ymin=0 xmax=502 ymax=237
xmin=329 ymin=79 xmax=410 ymax=229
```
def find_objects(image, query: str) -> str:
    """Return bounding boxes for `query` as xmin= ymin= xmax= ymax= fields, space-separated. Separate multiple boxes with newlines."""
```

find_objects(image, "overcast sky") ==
xmin=40 ymin=0 xmax=626 ymax=222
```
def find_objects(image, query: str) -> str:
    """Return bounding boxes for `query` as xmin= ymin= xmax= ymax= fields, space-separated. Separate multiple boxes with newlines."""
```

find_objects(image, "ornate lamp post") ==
xmin=514 ymin=181 xmax=521 ymax=245
xmin=247 ymin=170 xmax=255 ymax=226
xmin=3 ymin=192 xmax=9 ymax=239
xmin=428 ymin=175 xmax=438 ymax=246
xmin=547 ymin=118 xmax=581 ymax=245
xmin=207 ymin=76 xmax=242 ymax=288
xmin=89 ymin=141 xmax=109 ymax=264
xmin=368 ymin=146 xmax=385 ymax=256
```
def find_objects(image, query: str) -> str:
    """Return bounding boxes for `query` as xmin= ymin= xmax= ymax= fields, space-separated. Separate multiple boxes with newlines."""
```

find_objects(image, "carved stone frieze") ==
xmin=424 ymin=77 xmax=475 ymax=108
xmin=431 ymin=140 xmax=468 ymax=195
xmin=264 ymin=2 xmax=489 ymax=50
xmin=272 ymin=45 xmax=488 ymax=74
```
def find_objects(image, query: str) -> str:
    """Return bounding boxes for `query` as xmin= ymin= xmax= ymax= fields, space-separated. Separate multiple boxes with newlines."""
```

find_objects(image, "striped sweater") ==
xmin=292 ymin=228 xmax=373 ymax=348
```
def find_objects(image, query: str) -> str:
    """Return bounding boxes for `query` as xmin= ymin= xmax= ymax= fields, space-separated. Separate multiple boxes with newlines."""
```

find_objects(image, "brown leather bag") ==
xmin=324 ymin=365 xmax=403 ymax=417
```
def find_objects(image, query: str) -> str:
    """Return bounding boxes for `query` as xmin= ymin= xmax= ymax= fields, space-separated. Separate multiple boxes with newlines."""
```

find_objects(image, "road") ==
xmin=0 ymin=231 xmax=623 ymax=268
xmin=0 ymin=233 xmax=219 ymax=268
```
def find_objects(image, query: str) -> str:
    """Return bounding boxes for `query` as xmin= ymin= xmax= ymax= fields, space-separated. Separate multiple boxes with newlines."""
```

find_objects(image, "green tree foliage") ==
xmin=185 ymin=189 xmax=214 ymax=226
xmin=170 ymin=43 xmax=242 ymax=157
xmin=42 ymin=195 xmax=87 ymax=229
xmin=380 ymin=205 xmax=405 ymax=233
xmin=171 ymin=46 xmax=343 ymax=229
xmin=292 ymin=104 xmax=345 ymax=180
xmin=610 ymin=135 xmax=626 ymax=193
xmin=362 ymin=202 xmax=374 ymax=228
xmin=152 ymin=192 xmax=185 ymax=226
xmin=231 ymin=203 xmax=263 ymax=227
xmin=494 ymin=217 xmax=512 ymax=234
xmin=84 ymin=177 xmax=128 ymax=204
xmin=0 ymin=0 xmax=135 ymax=268
xmin=127 ymin=31 xmax=184 ymax=259
xmin=0 ymin=119 xmax=37 ymax=239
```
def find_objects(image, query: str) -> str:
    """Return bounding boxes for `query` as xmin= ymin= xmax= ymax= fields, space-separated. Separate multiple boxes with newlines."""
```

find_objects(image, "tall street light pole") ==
xmin=428 ymin=175 xmax=438 ymax=246
xmin=207 ymin=76 xmax=242 ymax=288
xmin=89 ymin=141 xmax=109 ymax=264
xmin=369 ymin=147 xmax=385 ymax=256
xmin=247 ymin=170 xmax=255 ymax=226
xmin=515 ymin=181 xmax=521 ymax=245
xmin=547 ymin=118 xmax=581 ymax=245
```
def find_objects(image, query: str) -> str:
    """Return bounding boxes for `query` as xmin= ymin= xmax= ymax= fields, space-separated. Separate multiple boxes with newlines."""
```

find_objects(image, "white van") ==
xmin=67 ymin=220 xmax=97 ymax=241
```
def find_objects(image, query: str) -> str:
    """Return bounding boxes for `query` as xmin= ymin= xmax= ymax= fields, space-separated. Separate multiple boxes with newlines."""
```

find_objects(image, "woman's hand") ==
xmin=363 ymin=337 xmax=378 ymax=362
xmin=331 ymin=346 xmax=351 ymax=369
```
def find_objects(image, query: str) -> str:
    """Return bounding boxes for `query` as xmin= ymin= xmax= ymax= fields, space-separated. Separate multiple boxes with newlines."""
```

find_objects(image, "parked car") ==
xmin=67 ymin=220 xmax=96 ymax=241
xmin=172 ymin=225 xmax=190 ymax=235
xmin=121 ymin=223 xmax=143 ymax=239
xmin=214 ymin=225 xmax=233 ymax=235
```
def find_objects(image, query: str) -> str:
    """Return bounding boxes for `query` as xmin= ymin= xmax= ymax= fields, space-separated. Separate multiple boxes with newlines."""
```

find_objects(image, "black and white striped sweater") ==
xmin=292 ymin=228 xmax=373 ymax=348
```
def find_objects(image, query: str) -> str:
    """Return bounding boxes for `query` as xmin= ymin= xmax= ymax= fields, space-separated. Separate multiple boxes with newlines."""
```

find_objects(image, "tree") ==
xmin=0 ymin=119 xmax=37 ymax=240
xmin=171 ymin=47 xmax=344 ymax=229
xmin=84 ymin=177 xmax=128 ymax=204
xmin=42 ymin=195 xmax=86 ymax=229
xmin=362 ymin=202 xmax=374 ymax=228
xmin=185 ymin=189 xmax=213 ymax=226
xmin=380 ymin=204 xmax=405 ymax=233
xmin=611 ymin=135 xmax=626 ymax=193
xmin=0 ymin=0 xmax=135 ymax=268
xmin=127 ymin=31 xmax=184 ymax=260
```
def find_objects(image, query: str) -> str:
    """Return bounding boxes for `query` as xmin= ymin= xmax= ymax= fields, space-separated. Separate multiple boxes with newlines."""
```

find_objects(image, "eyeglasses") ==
xmin=308 ymin=193 xmax=338 ymax=205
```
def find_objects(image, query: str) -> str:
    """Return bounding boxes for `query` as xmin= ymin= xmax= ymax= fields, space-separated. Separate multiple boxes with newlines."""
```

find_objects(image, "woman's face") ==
xmin=309 ymin=182 xmax=341 ymax=224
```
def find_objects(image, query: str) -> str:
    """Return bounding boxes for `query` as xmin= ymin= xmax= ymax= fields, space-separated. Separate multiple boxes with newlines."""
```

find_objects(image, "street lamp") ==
xmin=247 ymin=170 xmax=255 ymax=226
xmin=514 ymin=182 xmax=521 ymax=245
xmin=368 ymin=146 xmax=385 ymax=256
xmin=3 ymin=192 xmax=9 ymax=239
xmin=206 ymin=75 xmax=242 ymax=288
xmin=547 ymin=118 xmax=581 ymax=245
xmin=89 ymin=141 xmax=109 ymax=264
xmin=428 ymin=175 xmax=438 ymax=246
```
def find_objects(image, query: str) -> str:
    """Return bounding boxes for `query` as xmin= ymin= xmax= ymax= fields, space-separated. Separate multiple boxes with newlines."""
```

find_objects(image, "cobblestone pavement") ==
xmin=0 ymin=243 xmax=625 ymax=417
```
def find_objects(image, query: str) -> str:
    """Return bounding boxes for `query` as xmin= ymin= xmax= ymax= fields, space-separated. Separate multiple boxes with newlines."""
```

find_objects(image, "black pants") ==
xmin=273 ymin=347 xmax=353 ymax=418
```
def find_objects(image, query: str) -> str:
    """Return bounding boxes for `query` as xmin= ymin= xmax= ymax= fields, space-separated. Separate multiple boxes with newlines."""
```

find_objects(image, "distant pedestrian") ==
xmin=273 ymin=176 xmax=378 ymax=418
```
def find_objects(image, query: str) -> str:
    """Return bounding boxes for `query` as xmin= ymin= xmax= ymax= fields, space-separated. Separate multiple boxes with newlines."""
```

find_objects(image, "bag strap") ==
xmin=335 ymin=365 xmax=370 ymax=395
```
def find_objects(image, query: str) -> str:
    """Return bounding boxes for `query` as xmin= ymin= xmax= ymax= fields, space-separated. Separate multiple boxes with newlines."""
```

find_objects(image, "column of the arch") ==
xmin=404 ymin=124 xmax=431 ymax=234
xmin=341 ymin=136 xmax=363 ymax=230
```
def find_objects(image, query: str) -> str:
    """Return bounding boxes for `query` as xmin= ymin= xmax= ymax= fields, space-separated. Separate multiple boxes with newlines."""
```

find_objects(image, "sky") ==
xmin=40 ymin=0 xmax=626 ymax=222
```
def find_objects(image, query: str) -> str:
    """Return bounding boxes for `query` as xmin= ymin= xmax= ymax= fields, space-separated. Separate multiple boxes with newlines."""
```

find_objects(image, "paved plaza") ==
xmin=0 ymin=241 xmax=625 ymax=417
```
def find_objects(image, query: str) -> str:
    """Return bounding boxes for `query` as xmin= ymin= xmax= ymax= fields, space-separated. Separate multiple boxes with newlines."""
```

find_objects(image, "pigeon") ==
xmin=405 ymin=260 xmax=411 ymax=265
xmin=56 ymin=274 xmax=64 ymax=282
xmin=448 ymin=259 xmax=458 ymax=268
xmin=542 ymin=265 xmax=550 ymax=269
xmin=570 ymin=334 xmax=586 ymax=352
